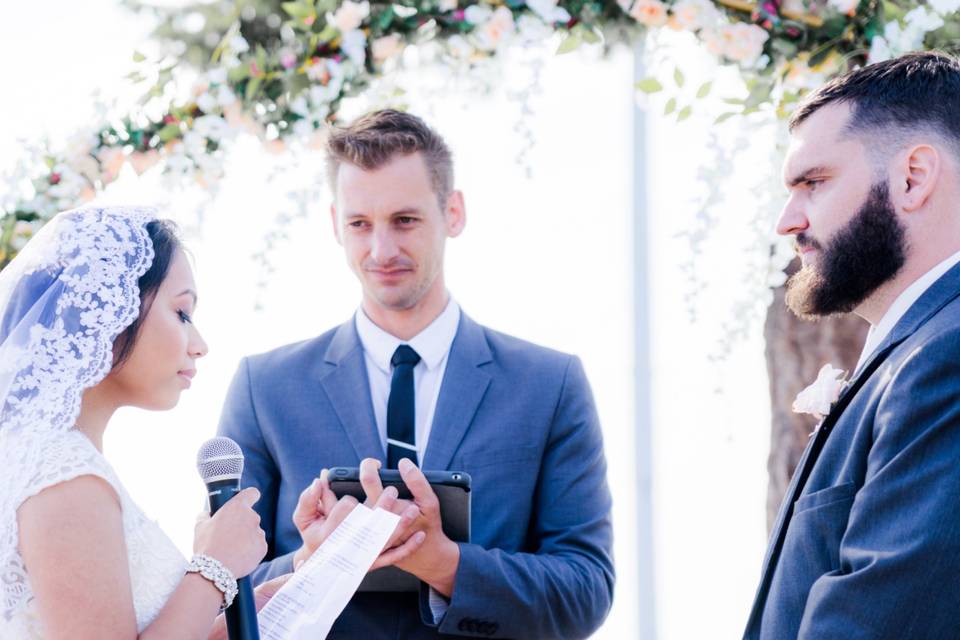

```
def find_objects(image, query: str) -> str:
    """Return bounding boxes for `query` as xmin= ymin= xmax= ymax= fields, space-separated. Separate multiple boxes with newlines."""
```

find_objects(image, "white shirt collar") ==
xmin=855 ymin=249 xmax=960 ymax=373
xmin=354 ymin=298 xmax=461 ymax=374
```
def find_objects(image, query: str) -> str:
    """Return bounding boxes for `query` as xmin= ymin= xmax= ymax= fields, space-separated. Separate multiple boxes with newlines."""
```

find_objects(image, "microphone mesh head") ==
xmin=196 ymin=436 xmax=244 ymax=482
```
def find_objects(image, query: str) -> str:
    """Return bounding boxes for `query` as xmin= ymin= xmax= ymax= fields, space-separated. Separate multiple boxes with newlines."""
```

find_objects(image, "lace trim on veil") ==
xmin=0 ymin=206 xmax=157 ymax=620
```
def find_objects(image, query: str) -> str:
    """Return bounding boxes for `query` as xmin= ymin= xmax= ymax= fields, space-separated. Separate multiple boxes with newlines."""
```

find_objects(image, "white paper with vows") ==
xmin=258 ymin=505 xmax=401 ymax=639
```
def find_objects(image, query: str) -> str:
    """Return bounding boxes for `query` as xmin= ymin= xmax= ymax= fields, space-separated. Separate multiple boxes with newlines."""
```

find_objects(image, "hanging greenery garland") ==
xmin=3 ymin=0 xmax=958 ymax=268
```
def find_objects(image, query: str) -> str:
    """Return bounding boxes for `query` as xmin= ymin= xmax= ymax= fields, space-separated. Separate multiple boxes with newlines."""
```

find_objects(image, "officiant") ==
xmin=217 ymin=109 xmax=614 ymax=639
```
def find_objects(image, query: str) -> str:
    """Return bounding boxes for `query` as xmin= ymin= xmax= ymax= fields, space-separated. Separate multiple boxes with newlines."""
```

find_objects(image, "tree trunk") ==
xmin=763 ymin=258 xmax=868 ymax=531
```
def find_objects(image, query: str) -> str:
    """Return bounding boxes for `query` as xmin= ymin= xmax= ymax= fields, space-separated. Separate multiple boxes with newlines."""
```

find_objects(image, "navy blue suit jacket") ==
xmin=744 ymin=263 xmax=960 ymax=639
xmin=217 ymin=313 xmax=614 ymax=639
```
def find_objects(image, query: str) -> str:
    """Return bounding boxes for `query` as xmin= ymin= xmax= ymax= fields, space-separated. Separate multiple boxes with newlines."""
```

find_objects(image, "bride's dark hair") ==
xmin=112 ymin=219 xmax=181 ymax=368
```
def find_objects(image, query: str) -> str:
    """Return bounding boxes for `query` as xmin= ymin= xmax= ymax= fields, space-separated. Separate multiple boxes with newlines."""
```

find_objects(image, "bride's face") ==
xmin=106 ymin=250 xmax=208 ymax=410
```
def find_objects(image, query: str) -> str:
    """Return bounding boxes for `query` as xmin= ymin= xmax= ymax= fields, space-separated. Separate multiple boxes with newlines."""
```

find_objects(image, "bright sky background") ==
xmin=0 ymin=3 xmax=784 ymax=638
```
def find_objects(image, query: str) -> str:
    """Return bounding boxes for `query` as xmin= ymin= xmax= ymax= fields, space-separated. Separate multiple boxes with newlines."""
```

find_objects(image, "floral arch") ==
xmin=1 ymin=0 xmax=956 ymax=265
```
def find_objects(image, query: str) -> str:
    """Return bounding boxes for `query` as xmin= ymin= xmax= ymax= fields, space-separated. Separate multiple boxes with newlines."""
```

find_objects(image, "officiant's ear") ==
xmin=330 ymin=204 xmax=343 ymax=245
xmin=444 ymin=190 xmax=466 ymax=238
xmin=896 ymin=143 xmax=941 ymax=214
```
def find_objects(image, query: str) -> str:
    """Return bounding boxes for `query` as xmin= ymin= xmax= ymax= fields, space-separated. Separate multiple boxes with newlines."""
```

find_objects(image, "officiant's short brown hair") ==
xmin=326 ymin=109 xmax=454 ymax=206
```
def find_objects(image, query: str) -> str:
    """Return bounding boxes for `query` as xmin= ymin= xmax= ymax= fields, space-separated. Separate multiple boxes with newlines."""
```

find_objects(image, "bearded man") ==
xmin=744 ymin=51 xmax=960 ymax=639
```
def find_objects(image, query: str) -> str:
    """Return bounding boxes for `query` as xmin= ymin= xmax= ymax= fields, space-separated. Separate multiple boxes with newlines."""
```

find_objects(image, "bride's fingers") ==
xmin=317 ymin=468 xmax=337 ymax=514
xmin=370 ymin=530 xmax=426 ymax=571
xmin=293 ymin=478 xmax=324 ymax=530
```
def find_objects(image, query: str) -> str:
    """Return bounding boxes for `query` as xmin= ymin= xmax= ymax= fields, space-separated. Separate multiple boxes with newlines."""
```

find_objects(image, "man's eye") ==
xmin=348 ymin=220 xmax=368 ymax=228
xmin=177 ymin=310 xmax=193 ymax=324
xmin=397 ymin=216 xmax=416 ymax=225
xmin=806 ymin=179 xmax=823 ymax=191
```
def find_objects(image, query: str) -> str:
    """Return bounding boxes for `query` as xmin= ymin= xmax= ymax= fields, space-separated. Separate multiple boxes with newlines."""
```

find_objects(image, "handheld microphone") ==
xmin=197 ymin=437 xmax=261 ymax=640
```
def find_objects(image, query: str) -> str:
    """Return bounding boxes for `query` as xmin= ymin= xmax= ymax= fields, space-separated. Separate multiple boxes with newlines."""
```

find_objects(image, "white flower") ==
xmin=827 ymin=0 xmax=858 ymax=15
xmin=207 ymin=68 xmax=227 ymax=85
xmin=904 ymin=5 xmax=944 ymax=33
xmin=216 ymin=84 xmax=237 ymax=107
xmin=630 ymin=0 xmax=669 ymax=27
xmin=229 ymin=35 xmax=250 ymax=54
xmin=332 ymin=1 xmax=370 ymax=33
xmin=476 ymin=6 xmax=515 ymax=50
xmin=669 ymin=0 xmax=720 ymax=31
xmin=372 ymin=34 xmax=404 ymax=63
xmin=440 ymin=0 xmax=458 ymax=10
xmin=196 ymin=92 xmax=218 ymax=113
xmin=930 ymin=0 xmax=960 ymax=14
xmin=867 ymin=35 xmax=892 ymax=63
xmin=464 ymin=4 xmax=494 ymax=24
xmin=793 ymin=364 xmax=847 ymax=420
xmin=193 ymin=115 xmax=232 ymax=141
xmin=526 ymin=0 xmax=571 ymax=24
xmin=516 ymin=13 xmax=553 ymax=42
xmin=340 ymin=29 xmax=368 ymax=66
xmin=703 ymin=23 xmax=768 ymax=66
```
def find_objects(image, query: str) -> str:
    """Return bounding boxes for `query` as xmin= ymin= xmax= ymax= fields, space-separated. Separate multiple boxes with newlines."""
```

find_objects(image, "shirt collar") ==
xmin=856 ymin=249 xmax=960 ymax=373
xmin=354 ymin=298 xmax=461 ymax=374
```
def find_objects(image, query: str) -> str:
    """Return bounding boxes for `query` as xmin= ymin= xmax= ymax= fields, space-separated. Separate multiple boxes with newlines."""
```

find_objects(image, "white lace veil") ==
xmin=0 ymin=205 xmax=158 ymax=618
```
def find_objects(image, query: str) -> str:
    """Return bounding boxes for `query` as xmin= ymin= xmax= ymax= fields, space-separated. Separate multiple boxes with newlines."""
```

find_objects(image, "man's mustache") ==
xmin=795 ymin=233 xmax=823 ymax=254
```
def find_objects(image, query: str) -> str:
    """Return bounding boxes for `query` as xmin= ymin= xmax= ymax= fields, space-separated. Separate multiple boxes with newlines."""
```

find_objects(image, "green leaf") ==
xmin=282 ymin=2 xmax=316 ymax=19
xmin=723 ymin=97 xmax=746 ymax=105
xmin=557 ymin=33 xmax=582 ymax=55
xmin=245 ymin=76 xmax=262 ymax=101
xmin=696 ymin=81 xmax=712 ymax=99
xmin=677 ymin=105 xmax=692 ymax=121
xmin=664 ymin=97 xmax=676 ymax=115
xmin=132 ymin=51 xmax=146 ymax=63
xmin=635 ymin=78 xmax=664 ymax=94
xmin=673 ymin=67 xmax=685 ymax=88
xmin=158 ymin=123 xmax=181 ymax=143
xmin=580 ymin=26 xmax=602 ymax=44
xmin=715 ymin=112 xmax=738 ymax=124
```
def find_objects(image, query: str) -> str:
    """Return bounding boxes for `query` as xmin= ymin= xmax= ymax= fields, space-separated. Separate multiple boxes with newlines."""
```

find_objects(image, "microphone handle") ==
xmin=206 ymin=479 xmax=261 ymax=640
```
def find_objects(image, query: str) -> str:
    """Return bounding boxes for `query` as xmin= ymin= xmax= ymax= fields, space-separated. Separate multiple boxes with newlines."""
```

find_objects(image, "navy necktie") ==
xmin=387 ymin=344 xmax=421 ymax=468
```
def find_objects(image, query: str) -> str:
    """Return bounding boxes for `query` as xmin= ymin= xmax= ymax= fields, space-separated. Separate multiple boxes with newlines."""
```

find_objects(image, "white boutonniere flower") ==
xmin=793 ymin=364 xmax=848 ymax=422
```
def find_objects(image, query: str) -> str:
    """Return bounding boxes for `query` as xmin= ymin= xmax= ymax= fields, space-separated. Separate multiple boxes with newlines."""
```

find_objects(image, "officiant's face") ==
xmin=778 ymin=103 xmax=907 ymax=318
xmin=331 ymin=152 xmax=465 ymax=313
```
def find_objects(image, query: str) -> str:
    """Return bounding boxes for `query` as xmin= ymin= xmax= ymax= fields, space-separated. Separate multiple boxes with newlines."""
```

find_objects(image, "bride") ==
xmin=0 ymin=206 xmax=420 ymax=639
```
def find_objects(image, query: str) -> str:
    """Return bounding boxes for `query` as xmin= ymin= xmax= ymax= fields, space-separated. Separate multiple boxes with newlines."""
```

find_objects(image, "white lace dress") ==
xmin=0 ymin=429 xmax=187 ymax=638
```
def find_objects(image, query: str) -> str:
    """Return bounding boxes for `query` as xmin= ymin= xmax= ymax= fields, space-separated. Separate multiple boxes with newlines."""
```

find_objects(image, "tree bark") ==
xmin=763 ymin=258 xmax=868 ymax=531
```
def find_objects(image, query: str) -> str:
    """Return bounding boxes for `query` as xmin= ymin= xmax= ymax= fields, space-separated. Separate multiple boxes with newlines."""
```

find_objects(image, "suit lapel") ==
xmin=421 ymin=313 xmax=493 ymax=471
xmin=319 ymin=320 xmax=385 ymax=464
xmin=746 ymin=261 xmax=960 ymax=634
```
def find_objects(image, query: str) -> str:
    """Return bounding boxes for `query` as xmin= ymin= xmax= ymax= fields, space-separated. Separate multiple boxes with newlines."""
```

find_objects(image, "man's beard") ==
xmin=785 ymin=181 xmax=907 ymax=320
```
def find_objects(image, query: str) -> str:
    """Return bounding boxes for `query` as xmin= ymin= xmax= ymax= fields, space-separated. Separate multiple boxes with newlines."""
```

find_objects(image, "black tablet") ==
xmin=328 ymin=467 xmax=471 ymax=592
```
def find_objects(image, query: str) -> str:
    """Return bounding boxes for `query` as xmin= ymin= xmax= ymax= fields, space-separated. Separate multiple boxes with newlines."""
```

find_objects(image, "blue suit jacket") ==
xmin=217 ymin=313 xmax=614 ymax=639
xmin=744 ymin=262 xmax=960 ymax=639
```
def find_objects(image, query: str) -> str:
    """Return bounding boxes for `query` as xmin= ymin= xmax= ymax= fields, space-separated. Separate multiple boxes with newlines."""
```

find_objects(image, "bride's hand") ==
xmin=194 ymin=487 xmax=268 ymax=578
xmin=292 ymin=462 xmax=424 ymax=571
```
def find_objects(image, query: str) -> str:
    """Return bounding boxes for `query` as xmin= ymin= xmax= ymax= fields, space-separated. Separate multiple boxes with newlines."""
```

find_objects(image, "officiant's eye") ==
xmin=177 ymin=309 xmax=193 ymax=324
xmin=805 ymin=179 xmax=823 ymax=192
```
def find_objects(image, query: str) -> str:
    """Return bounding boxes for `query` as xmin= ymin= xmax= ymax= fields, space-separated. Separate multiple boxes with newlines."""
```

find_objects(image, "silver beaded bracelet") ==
xmin=186 ymin=554 xmax=238 ymax=610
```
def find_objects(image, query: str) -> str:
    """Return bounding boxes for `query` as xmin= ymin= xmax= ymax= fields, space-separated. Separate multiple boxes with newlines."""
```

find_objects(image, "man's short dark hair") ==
xmin=325 ymin=109 xmax=454 ymax=206
xmin=789 ymin=51 xmax=960 ymax=160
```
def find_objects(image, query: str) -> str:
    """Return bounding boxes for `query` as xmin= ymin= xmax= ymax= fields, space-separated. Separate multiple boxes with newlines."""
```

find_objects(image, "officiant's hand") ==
xmin=291 ymin=467 xmax=424 ymax=571
xmin=362 ymin=457 xmax=460 ymax=598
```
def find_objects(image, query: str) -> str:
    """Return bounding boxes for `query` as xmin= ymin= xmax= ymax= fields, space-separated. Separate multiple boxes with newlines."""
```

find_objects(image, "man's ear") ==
xmin=445 ymin=190 xmax=466 ymax=238
xmin=330 ymin=204 xmax=342 ymax=246
xmin=897 ymin=144 xmax=941 ymax=213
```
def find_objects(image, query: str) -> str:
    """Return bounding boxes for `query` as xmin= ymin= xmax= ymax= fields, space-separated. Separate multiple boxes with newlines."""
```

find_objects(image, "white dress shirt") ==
xmin=855 ymin=249 xmax=960 ymax=374
xmin=354 ymin=297 xmax=461 ymax=620
xmin=354 ymin=297 xmax=461 ymax=466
